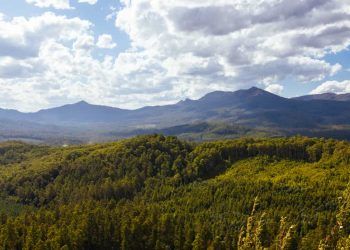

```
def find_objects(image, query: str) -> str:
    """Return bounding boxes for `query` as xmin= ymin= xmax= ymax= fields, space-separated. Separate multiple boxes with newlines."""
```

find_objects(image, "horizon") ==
xmin=1 ymin=0 xmax=350 ymax=112
xmin=2 ymin=86 xmax=349 ymax=113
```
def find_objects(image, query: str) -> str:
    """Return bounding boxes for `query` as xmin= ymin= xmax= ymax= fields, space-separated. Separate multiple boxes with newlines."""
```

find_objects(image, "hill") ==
xmin=0 ymin=135 xmax=350 ymax=248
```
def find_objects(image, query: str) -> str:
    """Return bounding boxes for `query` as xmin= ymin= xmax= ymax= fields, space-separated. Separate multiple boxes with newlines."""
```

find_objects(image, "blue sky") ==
xmin=0 ymin=0 xmax=350 ymax=111
xmin=284 ymin=49 xmax=350 ymax=97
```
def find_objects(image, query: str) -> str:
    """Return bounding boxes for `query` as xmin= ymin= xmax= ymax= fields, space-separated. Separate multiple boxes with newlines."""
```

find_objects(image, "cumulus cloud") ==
xmin=26 ymin=0 xmax=72 ymax=9
xmin=78 ymin=0 xmax=98 ymax=5
xmin=1 ymin=0 xmax=350 ymax=111
xmin=311 ymin=80 xmax=350 ymax=94
xmin=0 ymin=57 xmax=46 ymax=78
xmin=265 ymin=84 xmax=284 ymax=95
xmin=73 ymin=35 xmax=95 ymax=51
xmin=0 ymin=11 xmax=180 ymax=112
xmin=96 ymin=34 xmax=117 ymax=49
xmin=114 ymin=0 xmax=350 ymax=98
xmin=0 ymin=13 xmax=110 ymax=111
xmin=0 ymin=12 xmax=91 ymax=60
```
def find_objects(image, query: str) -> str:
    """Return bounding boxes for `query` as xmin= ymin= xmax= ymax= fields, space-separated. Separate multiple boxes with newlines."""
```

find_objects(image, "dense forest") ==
xmin=0 ymin=135 xmax=350 ymax=249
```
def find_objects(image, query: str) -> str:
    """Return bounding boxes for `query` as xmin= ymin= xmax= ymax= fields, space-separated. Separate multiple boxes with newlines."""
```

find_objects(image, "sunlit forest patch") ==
xmin=0 ymin=135 xmax=349 ymax=249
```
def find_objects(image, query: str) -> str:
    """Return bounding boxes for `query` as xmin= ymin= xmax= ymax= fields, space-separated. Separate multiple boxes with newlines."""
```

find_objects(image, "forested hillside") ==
xmin=0 ymin=135 xmax=350 ymax=249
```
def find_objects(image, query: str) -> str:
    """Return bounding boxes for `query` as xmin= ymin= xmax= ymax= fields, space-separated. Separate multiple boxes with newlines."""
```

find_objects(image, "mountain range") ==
xmin=1 ymin=87 xmax=350 ymax=143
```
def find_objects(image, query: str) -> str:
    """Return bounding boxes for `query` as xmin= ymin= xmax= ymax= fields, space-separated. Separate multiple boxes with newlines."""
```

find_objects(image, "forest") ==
xmin=0 ymin=135 xmax=350 ymax=249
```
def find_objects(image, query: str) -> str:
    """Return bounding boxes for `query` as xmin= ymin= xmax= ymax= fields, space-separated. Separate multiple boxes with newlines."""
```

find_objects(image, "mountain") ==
xmin=181 ymin=87 xmax=286 ymax=109
xmin=0 ymin=108 xmax=27 ymax=121
xmin=293 ymin=92 xmax=350 ymax=101
xmin=32 ymin=101 xmax=128 ymax=124
xmin=0 ymin=87 xmax=350 ymax=142
xmin=1 ymin=87 xmax=291 ymax=127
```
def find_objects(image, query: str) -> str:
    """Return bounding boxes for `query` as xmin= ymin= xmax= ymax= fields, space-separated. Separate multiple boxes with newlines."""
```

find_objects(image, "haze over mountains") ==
xmin=1 ymin=87 xmax=350 ymax=143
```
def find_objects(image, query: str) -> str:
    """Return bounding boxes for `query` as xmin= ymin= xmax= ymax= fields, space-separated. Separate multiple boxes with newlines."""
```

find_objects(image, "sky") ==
xmin=0 ymin=0 xmax=350 ymax=112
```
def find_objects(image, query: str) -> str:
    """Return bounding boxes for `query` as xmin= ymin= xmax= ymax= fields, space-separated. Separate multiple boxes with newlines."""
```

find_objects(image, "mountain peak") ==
xmin=244 ymin=86 xmax=272 ymax=95
xmin=248 ymin=86 xmax=260 ymax=91
xmin=199 ymin=87 xmax=275 ymax=101
xmin=75 ymin=100 xmax=90 ymax=105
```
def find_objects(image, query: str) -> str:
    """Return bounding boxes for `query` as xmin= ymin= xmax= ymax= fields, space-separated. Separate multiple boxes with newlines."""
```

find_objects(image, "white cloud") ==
xmin=311 ymin=80 xmax=350 ymax=94
xmin=73 ymin=35 xmax=95 ymax=51
xmin=96 ymin=34 xmax=117 ymax=49
xmin=0 ymin=12 xmax=175 ymax=111
xmin=26 ymin=0 xmax=72 ymax=9
xmin=1 ymin=0 xmax=350 ymax=112
xmin=0 ymin=12 xmax=168 ymax=112
xmin=0 ymin=12 xmax=91 ymax=59
xmin=114 ymin=0 xmax=350 ymax=100
xmin=78 ymin=0 xmax=98 ymax=5
xmin=265 ymin=84 xmax=284 ymax=95
xmin=0 ymin=13 xmax=112 ymax=111
xmin=0 ymin=57 xmax=46 ymax=78
xmin=106 ymin=6 xmax=117 ymax=21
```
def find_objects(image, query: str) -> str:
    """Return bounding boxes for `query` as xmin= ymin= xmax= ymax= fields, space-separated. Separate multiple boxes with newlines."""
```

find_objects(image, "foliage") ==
xmin=0 ymin=135 xmax=349 ymax=249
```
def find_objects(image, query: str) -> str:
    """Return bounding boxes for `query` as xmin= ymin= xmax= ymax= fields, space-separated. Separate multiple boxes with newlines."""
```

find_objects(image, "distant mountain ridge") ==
xmin=0 ymin=87 xmax=349 ymax=127
xmin=293 ymin=92 xmax=350 ymax=102
xmin=0 ymin=87 xmax=350 ymax=143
